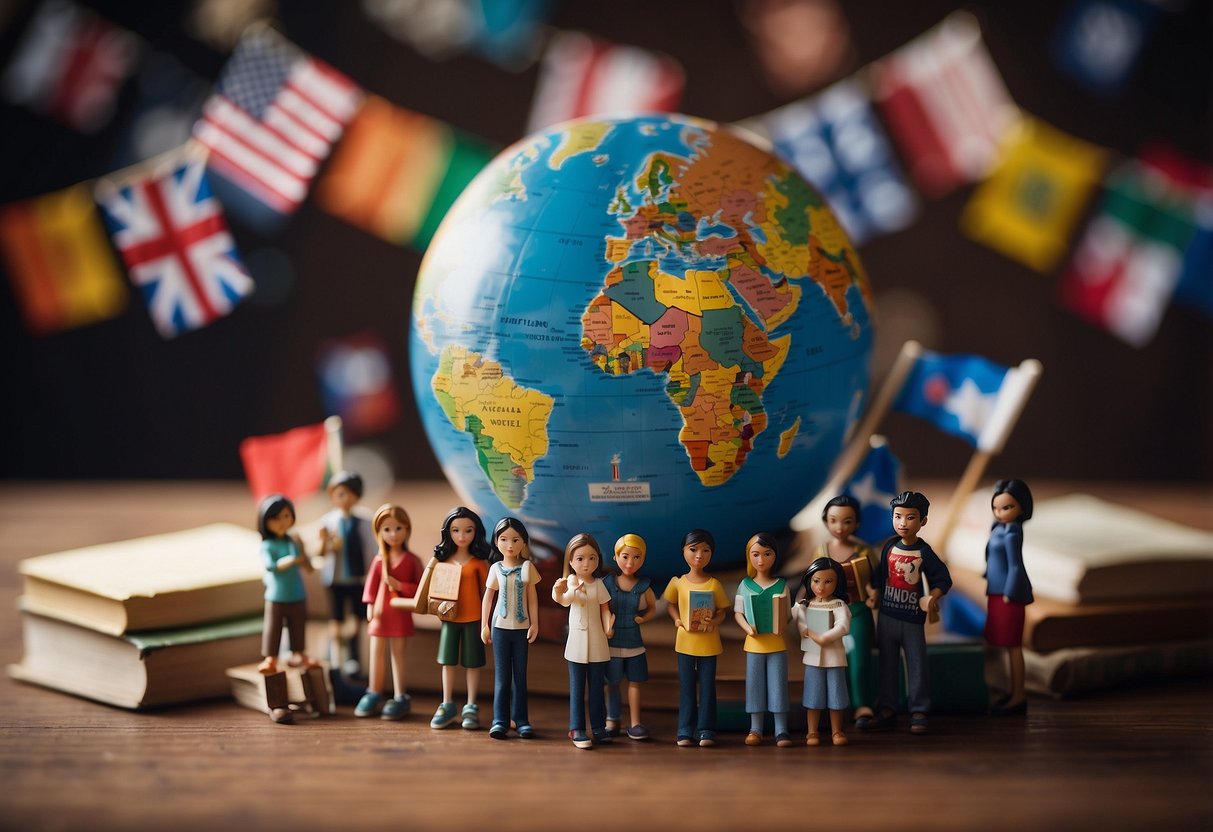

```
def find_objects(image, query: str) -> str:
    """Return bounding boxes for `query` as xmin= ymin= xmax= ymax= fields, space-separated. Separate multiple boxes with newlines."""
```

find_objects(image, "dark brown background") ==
xmin=1 ymin=0 xmax=1209 ymax=484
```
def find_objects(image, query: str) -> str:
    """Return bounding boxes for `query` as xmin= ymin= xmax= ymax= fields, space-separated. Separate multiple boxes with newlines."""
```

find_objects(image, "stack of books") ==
xmin=8 ymin=524 xmax=267 ymax=709
xmin=944 ymin=493 xmax=1213 ymax=697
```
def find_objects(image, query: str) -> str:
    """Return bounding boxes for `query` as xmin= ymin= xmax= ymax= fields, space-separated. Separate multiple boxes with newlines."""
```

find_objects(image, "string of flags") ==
xmin=1 ymin=2 xmax=1209 ymax=361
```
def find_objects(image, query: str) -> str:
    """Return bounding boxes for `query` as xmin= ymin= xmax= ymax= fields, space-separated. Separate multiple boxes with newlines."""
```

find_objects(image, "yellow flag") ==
xmin=962 ymin=117 xmax=1107 ymax=273
xmin=0 ymin=183 xmax=127 ymax=334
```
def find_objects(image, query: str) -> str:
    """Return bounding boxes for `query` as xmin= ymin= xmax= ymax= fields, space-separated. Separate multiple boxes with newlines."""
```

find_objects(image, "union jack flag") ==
xmin=193 ymin=25 xmax=363 ymax=220
xmin=96 ymin=148 xmax=253 ymax=338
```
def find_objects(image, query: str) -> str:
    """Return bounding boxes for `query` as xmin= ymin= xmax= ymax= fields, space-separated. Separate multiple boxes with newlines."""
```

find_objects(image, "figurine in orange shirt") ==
xmin=418 ymin=506 xmax=491 ymax=730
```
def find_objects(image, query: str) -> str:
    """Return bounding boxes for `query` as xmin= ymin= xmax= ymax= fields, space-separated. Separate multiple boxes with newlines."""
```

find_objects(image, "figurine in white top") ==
xmin=793 ymin=556 xmax=851 ymax=747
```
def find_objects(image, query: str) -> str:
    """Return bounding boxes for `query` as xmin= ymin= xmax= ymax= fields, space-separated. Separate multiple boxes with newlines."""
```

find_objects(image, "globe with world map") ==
xmin=410 ymin=113 xmax=874 ymax=576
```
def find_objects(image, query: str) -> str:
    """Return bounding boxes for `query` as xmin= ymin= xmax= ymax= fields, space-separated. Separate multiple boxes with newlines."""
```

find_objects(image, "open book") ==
xmin=945 ymin=493 xmax=1213 ymax=604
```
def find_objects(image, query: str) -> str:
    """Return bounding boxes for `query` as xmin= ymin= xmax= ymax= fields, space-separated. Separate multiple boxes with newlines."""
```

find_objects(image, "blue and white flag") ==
xmin=748 ymin=78 xmax=917 ymax=245
xmin=893 ymin=350 xmax=1040 ymax=453
xmin=841 ymin=436 xmax=902 ymax=545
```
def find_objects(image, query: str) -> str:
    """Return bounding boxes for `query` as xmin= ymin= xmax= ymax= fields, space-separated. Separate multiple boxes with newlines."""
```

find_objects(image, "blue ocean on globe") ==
xmin=410 ymin=113 xmax=873 ymax=576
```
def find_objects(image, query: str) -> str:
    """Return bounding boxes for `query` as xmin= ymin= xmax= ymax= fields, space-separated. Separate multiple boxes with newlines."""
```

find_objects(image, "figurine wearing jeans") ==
xmin=864 ymin=491 xmax=951 ymax=735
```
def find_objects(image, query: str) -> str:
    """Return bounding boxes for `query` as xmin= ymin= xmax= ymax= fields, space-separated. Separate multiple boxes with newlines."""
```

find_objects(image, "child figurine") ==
xmin=864 ymin=491 xmax=952 ymax=735
xmin=355 ymin=504 xmax=423 ymax=720
xmin=481 ymin=517 xmax=541 ymax=739
xmin=734 ymin=532 xmax=791 ymax=747
xmin=317 ymin=470 xmax=375 ymax=678
xmin=814 ymin=495 xmax=879 ymax=723
xmin=603 ymin=533 xmax=657 ymax=741
xmin=417 ymin=506 xmax=491 ymax=730
xmin=662 ymin=529 xmax=730 ymax=747
xmin=984 ymin=479 xmax=1035 ymax=716
xmin=794 ymin=557 xmax=851 ymax=746
xmin=256 ymin=494 xmax=320 ymax=675
xmin=552 ymin=533 xmax=615 ymax=749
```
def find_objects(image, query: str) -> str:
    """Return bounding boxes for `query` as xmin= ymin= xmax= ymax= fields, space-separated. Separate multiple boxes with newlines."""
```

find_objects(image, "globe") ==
xmin=410 ymin=113 xmax=874 ymax=577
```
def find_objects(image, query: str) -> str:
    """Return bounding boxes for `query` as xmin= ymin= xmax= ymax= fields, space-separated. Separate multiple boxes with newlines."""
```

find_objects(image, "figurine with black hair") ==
xmin=256 ymin=493 xmax=319 ymax=677
xmin=662 ymin=529 xmax=731 ymax=747
xmin=794 ymin=557 xmax=851 ymax=746
xmin=984 ymin=479 xmax=1034 ymax=716
xmin=481 ymin=517 xmax=541 ymax=739
xmin=317 ymin=470 xmax=375 ymax=679
xmin=813 ymin=494 xmax=879 ymax=723
xmin=862 ymin=491 xmax=952 ymax=735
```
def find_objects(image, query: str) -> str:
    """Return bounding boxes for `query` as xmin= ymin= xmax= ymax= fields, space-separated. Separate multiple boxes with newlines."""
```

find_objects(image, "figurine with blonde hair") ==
xmin=481 ymin=517 xmax=540 ymax=739
xmin=355 ymin=504 xmax=423 ymax=720
xmin=603 ymin=533 xmax=657 ymax=740
xmin=553 ymin=533 xmax=614 ymax=749
xmin=734 ymin=532 xmax=791 ymax=747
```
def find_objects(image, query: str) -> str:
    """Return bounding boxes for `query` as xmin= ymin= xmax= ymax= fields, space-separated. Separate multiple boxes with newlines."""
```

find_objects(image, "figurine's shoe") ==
xmin=430 ymin=701 xmax=459 ymax=729
xmin=257 ymin=656 xmax=278 ymax=675
xmin=269 ymin=707 xmax=294 ymax=724
xmin=806 ymin=732 xmax=821 ymax=746
xmin=569 ymin=731 xmax=593 ymax=749
xmin=461 ymin=703 xmax=481 ymax=730
xmin=676 ymin=736 xmax=694 ymax=747
xmin=516 ymin=723 xmax=536 ymax=739
xmin=697 ymin=732 xmax=716 ymax=747
xmin=354 ymin=691 xmax=384 ymax=718
xmin=744 ymin=731 xmax=762 ymax=746
xmin=381 ymin=694 xmax=411 ymax=720
xmin=605 ymin=718 xmax=621 ymax=736
xmin=865 ymin=710 xmax=897 ymax=732
xmin=287 ymin=654 xmax=321 ymax=669
xmin=853 ymin=715 xmax=872 ymax=731
xmin=489 ymin=722 xmax=509 ymax=739
xmin=625 ymin=724 xmax=650 ymax=741
xmin=909 ymin=712 xmax=930 ymax=734
xmin=775 ymin=733 xmax=793 ymax=748
xmin=831 ymin=731 xmax=849 ymax=746
xmin=592 ymin=730 xmax=613 ymax=745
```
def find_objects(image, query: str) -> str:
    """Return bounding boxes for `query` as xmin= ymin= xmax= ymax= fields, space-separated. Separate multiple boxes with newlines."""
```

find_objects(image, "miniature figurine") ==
xmin=256 ymin=494 xmax=320 ymax=675
xmin=793 ymin=557 xmax=851 ymax=746
xmin=863 ymin=491 xmax=953 ymax=735
xmin=813 ymin=495 xmax=879 ymax=723
xmin=317 ymin=471 xmax=375 ymax=678
xmin=734 ymin=532 xmax=791 ymax=747
xmin=355 ymin=504 xmax=423 ymax=720
xmin=552 ymin=533 xmax=615 ymax=749
xmin=603 ymin=533 xmax=657 ymax=740
xmin=414 ymin=506 xmax=491 ymax=730
xmin=984 ymin=479 xmax=1035 ymax=716
xmin=481 ymin=517 xmax=541 ymax=739
xmin=662 ymin=529 xmax=730 ymax=747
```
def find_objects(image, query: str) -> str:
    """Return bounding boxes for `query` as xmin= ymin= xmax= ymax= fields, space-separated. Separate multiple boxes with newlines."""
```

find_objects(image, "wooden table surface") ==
xmin=1 ymin=480 xmax=1211 ymax=831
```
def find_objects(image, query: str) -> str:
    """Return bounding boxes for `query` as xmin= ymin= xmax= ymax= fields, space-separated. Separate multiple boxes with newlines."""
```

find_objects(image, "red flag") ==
xmin=869 ymin=12 xmax=1019 ymax=196
xmin=239 ymin=423 xmax=329 ymax=503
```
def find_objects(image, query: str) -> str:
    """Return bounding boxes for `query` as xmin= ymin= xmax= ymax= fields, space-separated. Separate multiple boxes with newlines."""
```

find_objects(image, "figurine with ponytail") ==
xmin=733 ymin=532 xmax=791 ymax=747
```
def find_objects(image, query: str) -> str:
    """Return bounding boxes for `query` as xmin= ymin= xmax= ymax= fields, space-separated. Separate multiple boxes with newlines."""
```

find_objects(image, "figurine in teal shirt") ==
xmin=257 ymin=494 xmax=319 ymax=675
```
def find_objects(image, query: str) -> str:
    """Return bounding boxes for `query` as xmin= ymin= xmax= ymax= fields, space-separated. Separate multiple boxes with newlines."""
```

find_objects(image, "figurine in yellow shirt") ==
xmin=662 ymin=529 xmax=730 ymax=747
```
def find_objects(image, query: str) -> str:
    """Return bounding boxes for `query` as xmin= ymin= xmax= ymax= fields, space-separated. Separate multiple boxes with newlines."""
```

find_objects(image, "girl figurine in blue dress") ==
xmin=984 ymin=479 xmax=1034 ymax=716
xmin=603 ymin=533 xmax=657 ymax=740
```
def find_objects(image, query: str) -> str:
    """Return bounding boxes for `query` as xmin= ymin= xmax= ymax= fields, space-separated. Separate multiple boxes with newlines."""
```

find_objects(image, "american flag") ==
xmin=96 ymin=148 xmax=253 ymax=338
xmin=193 ymin=26 xmax=363 ymax=217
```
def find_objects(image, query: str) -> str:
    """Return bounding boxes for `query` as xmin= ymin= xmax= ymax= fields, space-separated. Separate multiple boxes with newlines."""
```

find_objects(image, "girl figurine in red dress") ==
xmin=355 ymin=504 xmax=423 ymax=720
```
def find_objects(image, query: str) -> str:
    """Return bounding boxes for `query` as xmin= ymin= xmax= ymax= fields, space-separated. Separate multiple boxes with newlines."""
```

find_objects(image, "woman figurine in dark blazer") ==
xmin=984 ymin=479 xmax=1034 ymax=715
